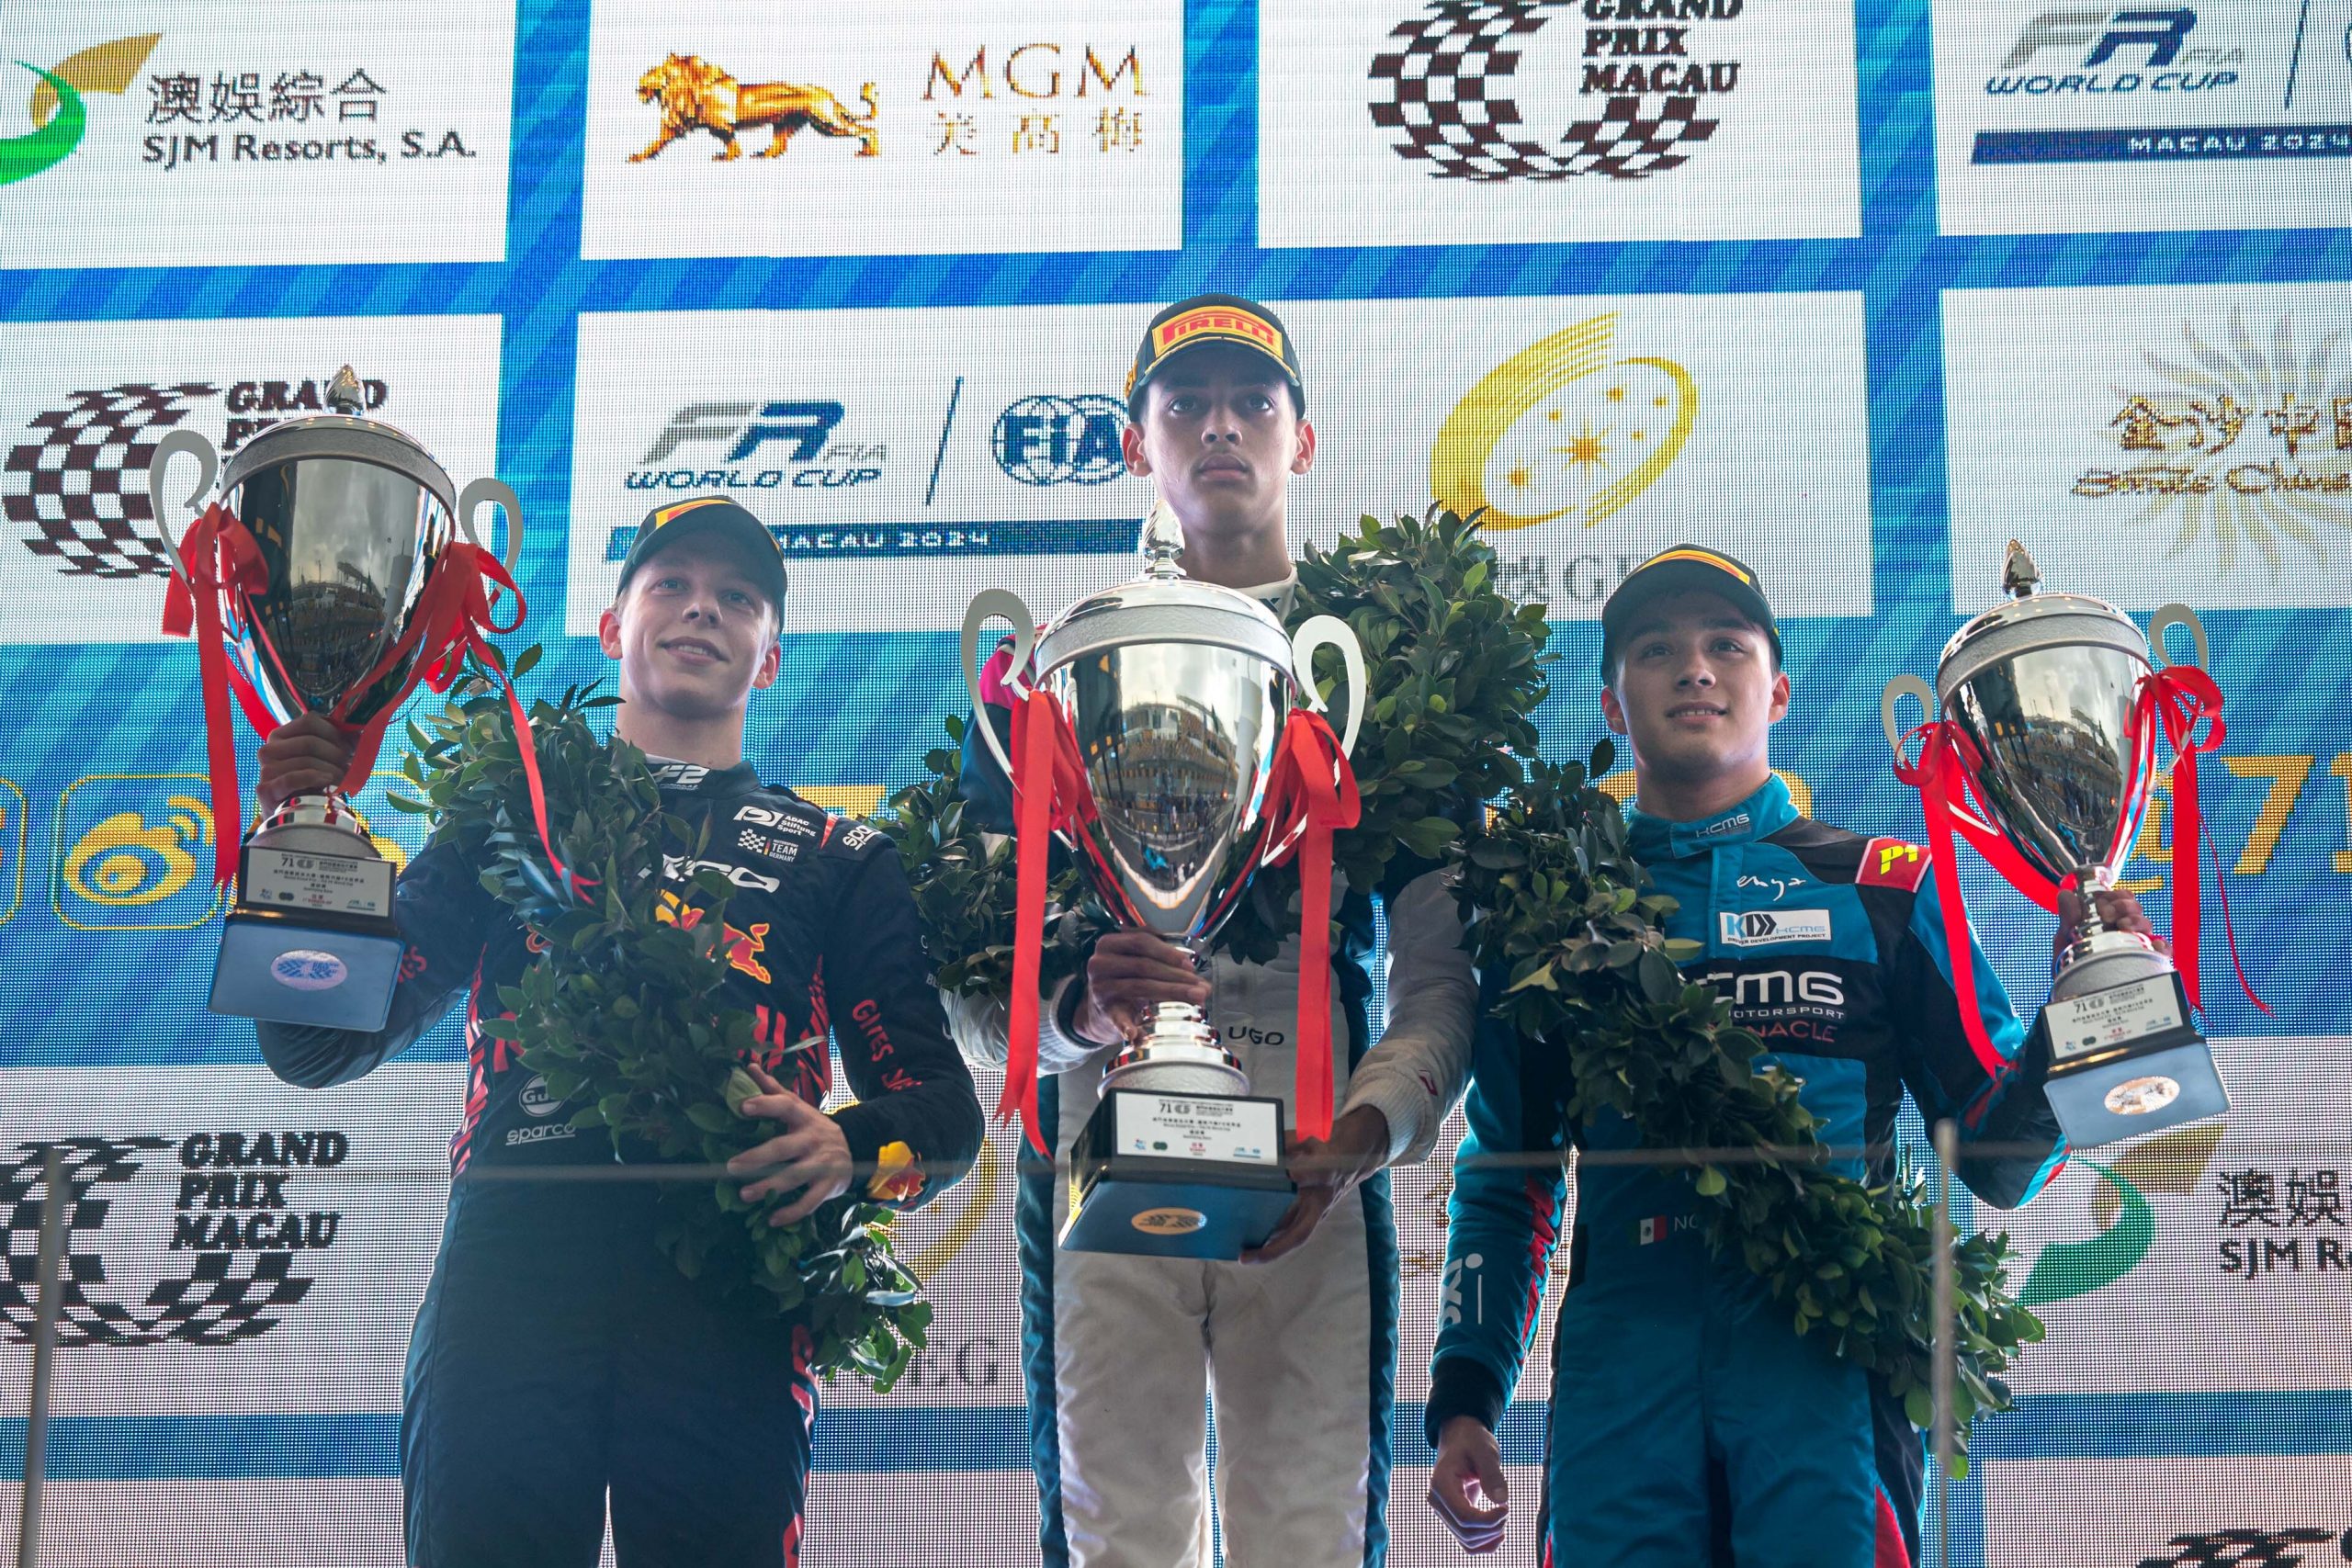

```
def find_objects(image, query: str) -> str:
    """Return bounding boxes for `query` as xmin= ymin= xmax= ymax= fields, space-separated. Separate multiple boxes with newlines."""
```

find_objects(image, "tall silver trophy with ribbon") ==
xmin=963 ymin=506 xmax=1365 ymax=1258
xmin=151 ymin=367 xmax=522 ymax=1032
xmin=1883 ymin=542 xmax=2230 ymax=1146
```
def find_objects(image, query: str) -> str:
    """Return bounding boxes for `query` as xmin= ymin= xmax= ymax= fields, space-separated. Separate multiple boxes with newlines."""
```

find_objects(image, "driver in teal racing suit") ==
xmin=1423 ymin=545 xmax=2161 ymax=1566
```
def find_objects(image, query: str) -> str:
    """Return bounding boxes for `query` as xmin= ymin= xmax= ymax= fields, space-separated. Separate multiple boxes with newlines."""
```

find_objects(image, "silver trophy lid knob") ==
xmin=1139 ymin=500 xmax=1185 ymax=581
xmin=2002 ymin=539 xmax=2041 ymax=599
xmin=325 ymin=366 xmax=368 ymax=417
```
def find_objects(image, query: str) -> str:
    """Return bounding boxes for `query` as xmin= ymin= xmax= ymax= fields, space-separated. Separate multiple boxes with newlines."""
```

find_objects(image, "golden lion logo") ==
xmin=630 ymin=54 xmax=879 ymax=162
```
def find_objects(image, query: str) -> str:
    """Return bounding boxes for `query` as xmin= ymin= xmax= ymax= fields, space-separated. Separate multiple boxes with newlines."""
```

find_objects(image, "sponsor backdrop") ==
xmin=1 ymin=0 xmax=2347 ymax=1562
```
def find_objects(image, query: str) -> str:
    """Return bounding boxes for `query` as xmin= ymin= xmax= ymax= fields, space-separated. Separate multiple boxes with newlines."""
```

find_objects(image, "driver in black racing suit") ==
xmin=251 ymin=496 xmax=984 ymax=1568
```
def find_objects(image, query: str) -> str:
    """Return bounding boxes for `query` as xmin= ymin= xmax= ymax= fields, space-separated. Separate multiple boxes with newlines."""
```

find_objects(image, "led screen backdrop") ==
xmin=2 ymin=0 xmax=2348 ymax=1563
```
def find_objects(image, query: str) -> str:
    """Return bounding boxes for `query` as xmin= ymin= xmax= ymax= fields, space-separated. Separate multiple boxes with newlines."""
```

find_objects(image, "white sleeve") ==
xmin=1339 ymin=866 xmax=1477 ymax=1167
xmin=940 ymin=973 xmax=1112 ymax=1077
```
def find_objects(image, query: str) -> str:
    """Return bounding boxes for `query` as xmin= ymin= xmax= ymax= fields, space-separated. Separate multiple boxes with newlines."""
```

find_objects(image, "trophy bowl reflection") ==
xmin=962 ymin=510 xmax=1364 ymax=1258
xmin=1883 ymin=542 xmax=2227 ymax=1145
xmin=152 ymin=367 xmax=521 ymax=1032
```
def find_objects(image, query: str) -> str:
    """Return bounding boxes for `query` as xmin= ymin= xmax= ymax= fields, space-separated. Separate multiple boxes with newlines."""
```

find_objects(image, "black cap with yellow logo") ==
xmin=1125 ymin=293 xmax=1305 ymax=419
xmin=1600 ymin=544 xmax=1781 ymax=672
xmin=616 ymin=496 xmax=788 ymax=616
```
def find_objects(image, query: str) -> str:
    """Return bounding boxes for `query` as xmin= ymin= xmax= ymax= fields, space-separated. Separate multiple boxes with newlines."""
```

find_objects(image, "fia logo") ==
xmin=994 ymin=395 xmax=1127 ymax=485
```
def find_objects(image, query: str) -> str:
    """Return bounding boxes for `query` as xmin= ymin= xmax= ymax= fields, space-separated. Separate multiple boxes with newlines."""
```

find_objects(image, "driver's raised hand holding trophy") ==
xmin=150 ymin=366 xmax=525 ymax=1031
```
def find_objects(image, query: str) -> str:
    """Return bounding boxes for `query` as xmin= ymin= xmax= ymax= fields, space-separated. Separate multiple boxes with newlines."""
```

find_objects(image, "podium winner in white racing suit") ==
xmin=947 ymin=295 xmax=1478 ymax=1567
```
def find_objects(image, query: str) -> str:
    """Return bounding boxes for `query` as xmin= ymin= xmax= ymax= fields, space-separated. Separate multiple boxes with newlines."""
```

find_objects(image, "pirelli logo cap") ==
xmin=1125 ymin=293 xmax=1305 ymax=417
xmin=616 ymin=495 xmax=788 ymax=616
xmin=1600 ymin=544 xmax=1781 ymax=672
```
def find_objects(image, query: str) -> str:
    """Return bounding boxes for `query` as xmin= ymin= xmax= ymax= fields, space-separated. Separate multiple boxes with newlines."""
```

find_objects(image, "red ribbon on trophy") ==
xmin=1003 ymin=682 xmax=1095 ymax=1156
xmin=163 ymin=504 xmax=588 ymax=902
xmin=1894 ymin=718 xmax=2057 ymax=1079
xmin=1256 ymin=708 xmax=1362 ymax=1143
xmin=2132 ymin=666 xmax=2265 ymax=1016
xmin=160 ymin=503 xmax=274 ymax=886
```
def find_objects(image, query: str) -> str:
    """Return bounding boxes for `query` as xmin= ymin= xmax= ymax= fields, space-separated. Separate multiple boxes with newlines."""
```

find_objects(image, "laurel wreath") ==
xmin=1453 ymin=743 xmax=2045 ymax=1472
xmin=884 ymin=505 xmax=1553 ymax=997
xmin=389 ymin=649 xmax=930 ymax=1393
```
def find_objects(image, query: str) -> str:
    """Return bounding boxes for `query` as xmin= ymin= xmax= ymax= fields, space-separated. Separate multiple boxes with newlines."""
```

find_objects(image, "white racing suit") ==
xmin=949 ymin=579 xmax=1477 ymax=1568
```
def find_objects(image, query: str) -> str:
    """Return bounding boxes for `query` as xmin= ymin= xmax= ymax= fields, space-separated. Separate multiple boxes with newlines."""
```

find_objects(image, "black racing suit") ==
xmin=255 ymin=758 xmax=984 ymax=1568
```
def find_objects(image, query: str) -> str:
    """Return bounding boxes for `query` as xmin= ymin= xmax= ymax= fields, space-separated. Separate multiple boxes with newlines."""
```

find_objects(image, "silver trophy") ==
xmin=1882 ymin=541 xmax=2227 ymax=1145
xmin=151 ymin=366 xmax=521 ymax=1032
xmin=961 ymin=505 xmax=1365 ymax=1257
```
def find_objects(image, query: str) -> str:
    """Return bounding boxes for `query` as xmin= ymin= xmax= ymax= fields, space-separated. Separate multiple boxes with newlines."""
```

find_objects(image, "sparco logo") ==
xmin=0 ymin=1132 xmax=348 ymax=1348
xmin=1369 ymin=0 xmax=1743 ymax=183
xmin=1 ymin=376 xmax=390 ymax=579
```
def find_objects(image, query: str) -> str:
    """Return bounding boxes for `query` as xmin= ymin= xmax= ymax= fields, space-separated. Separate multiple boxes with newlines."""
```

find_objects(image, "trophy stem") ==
xmin=251 ymin=788 xmax=380 ymax=855
xmin=1100 ymin=987 xmax=1250 ymax=1099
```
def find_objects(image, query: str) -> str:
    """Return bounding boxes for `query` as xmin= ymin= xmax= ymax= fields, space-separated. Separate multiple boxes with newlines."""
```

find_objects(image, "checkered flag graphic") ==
xmin=1369 ymin=0 xmax=1718 ymax=181
xmin=0 ymin=1136 xmax=313 ymax=1348
xmin=0 ymin=382 xmax=217 ymax=579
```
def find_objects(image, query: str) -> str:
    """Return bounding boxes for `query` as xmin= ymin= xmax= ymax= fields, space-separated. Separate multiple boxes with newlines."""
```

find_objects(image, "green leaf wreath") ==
xmin=884 ymin=505 xmax=1553 ymax=994
xmin=388 ymin=649 xmax=930 ymax=1393
xmin=1453 ymin=742 xmax=2046 ymax=1472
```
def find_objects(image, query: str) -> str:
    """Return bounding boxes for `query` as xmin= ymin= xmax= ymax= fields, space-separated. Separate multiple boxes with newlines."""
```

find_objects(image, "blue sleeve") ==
xmin=958 ymin=701 xmax=1015 ymax=833
xmin=1894 ymin=877 xmax=2069 ymax=1210
xmin=252 ymin=835 xmax=496 ymax=1089
xmin=1424 ymin=985 xmax=1569 ymax=1442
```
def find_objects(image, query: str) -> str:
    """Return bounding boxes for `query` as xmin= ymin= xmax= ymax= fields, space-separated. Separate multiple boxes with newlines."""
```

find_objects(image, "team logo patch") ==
xmin=1857 ymin=837 xmax=1929 ymax=892
xmin=1719 ymin=908 xmax=1832 ymax=948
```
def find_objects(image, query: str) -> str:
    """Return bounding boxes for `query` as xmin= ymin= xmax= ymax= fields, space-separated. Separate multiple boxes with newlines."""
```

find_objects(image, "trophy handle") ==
xmin=1290 ymin=615 xmax=1366 ymax=757
xmin=457 ymin=478 xmax=525 ymax=575
xmin=960 ymin=589 xmax=1037 ymax=781
xmin=1881 ymin=674 xmax=1935 ymax=759
xmin=147 ymin=429 xmax=219 ymax=587
xmin=2147 ymin=603 xmax=2210 ymax=671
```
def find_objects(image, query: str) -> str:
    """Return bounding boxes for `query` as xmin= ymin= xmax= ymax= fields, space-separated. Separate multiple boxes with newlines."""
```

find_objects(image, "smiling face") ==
xmin=597 ymin=533 xmax=782 ymax=728
xmin=1122 ymin=343 xmax=1315 ymax=551
xmin=1600 ymin=589 xmax=1788 ymax=799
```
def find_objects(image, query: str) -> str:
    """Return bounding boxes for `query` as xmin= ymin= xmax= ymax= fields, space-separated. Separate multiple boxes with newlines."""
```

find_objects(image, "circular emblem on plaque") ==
xmin=1131 ymin=1206 xmax=1207 ymax=1235
xmin=2104 ymin=1075 xmax=2183 ymax=1117
xmin=270 ymin=950 xmax=348 ymax=991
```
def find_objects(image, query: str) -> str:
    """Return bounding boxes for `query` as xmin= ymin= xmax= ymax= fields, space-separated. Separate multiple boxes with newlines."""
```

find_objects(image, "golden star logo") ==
xmin=1430 ymin=314 xmax=1697 ymax=532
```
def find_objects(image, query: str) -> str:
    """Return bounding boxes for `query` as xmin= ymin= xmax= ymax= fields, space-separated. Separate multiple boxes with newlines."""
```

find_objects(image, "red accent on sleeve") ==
xmin=1856 ymin=837 xmax=1930 ymax=892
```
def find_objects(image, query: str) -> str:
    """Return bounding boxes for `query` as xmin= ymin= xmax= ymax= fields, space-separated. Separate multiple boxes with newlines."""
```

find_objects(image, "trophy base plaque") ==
xmin=209 ymin=823 xmax=403 ymax=1031
xmin=2037 ymin=966 xmax=2229 ymax=1145
xmin=212 ymin=909 xmax=403 ymax=1031
xmin=1060 ymin=1089 xmax=1295 ymax=1260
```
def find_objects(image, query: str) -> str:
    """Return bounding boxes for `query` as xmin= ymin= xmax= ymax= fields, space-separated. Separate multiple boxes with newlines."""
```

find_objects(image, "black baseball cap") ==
xmin=1600 ymin=545 xmax=1781 ymax=672
xmin=1125 ymin=293 xmax=1306 ymax=419
xmin=615 ymin=496 xmax=787 ymax=615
